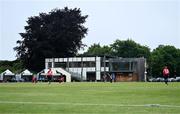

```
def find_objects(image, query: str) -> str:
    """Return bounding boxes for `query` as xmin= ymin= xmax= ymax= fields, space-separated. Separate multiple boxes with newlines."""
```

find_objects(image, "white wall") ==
xmin=96 ymin=57 xmax=101 ymax=80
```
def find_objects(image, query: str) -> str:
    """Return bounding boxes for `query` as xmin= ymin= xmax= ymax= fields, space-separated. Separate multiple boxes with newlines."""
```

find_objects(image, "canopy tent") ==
xmin=0 ymin=69 xmax=16 ymax=82
xmin=20 ymin=69 xmax=33 ymax=82
xmin=21 ymin=69 xmax=33 ymax=75
xmin=38 ymin=68 xmax=71 ymax=82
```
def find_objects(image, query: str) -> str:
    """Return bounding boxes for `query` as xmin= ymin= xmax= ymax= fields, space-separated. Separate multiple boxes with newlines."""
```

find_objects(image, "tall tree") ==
xmin=83 ymin=43 xmax=112 ymax=56
xmin=150 ymin=45 xmax=180 ymax=77
xmin=111 ymin=39 xmax=150 ymax=59
xmin=14 ymin=7 xmax=88 ymax=72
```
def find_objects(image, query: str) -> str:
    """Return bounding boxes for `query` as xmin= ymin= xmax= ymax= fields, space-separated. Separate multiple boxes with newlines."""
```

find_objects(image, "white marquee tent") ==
xmin=20 ymin=69 xmax=33 ymax=82
xmin=21 ymin=69 xmax=33 ymax=75
xmin=38 ymin=68 xmax=71 ymax=82
xmin=0 ymin=69 xmax=15 ymax=82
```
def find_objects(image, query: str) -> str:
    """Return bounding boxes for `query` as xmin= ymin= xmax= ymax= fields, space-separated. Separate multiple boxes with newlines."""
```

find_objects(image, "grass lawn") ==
xmin=0 ymin=82 xmax=180 ymax=114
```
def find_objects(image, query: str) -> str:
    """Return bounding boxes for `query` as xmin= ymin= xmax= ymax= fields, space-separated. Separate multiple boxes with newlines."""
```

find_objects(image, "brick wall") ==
xmin=115 ymin=73 xmax=138 ymax=82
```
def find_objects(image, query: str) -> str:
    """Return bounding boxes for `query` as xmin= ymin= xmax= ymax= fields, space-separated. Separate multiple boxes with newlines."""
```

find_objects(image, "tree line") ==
xmin=83 ymin=41 xmax=180 ymax=77
xmin=0 ymin=7 xmax=179 ymax=77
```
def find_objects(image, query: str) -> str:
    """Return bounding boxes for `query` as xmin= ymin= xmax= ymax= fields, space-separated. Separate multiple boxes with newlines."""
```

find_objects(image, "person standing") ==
xmin=109 ymin=74 xmax=113 ymax=83
xmin=47 ymin=68 xmax=53 ymax=84
xmin=112 ymin=73 xmax=115 ymax=82
xmin=103 ymin=74 xmax=107 ymax=82
xmin=59 ymin=75 xmax=65 ymax=83
xmin=163 ymin=66 xmax=170 ymax=85
xmin=174 ymin=70 xmax=177 ymax=79
xmin=32 ymin=75 xmax=37 ymax=84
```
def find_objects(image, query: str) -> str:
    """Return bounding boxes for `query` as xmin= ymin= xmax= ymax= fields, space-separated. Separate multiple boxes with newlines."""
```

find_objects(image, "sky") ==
xmin=0 ymin=0 xmax=179 ymax=60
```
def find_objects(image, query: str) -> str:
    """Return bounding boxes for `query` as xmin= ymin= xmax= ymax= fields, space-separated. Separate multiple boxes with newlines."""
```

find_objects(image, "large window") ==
xmin=119 ymin=62 xmax=129 ymax=70
xmin=110 ymin=62 xmax=136 ymax=72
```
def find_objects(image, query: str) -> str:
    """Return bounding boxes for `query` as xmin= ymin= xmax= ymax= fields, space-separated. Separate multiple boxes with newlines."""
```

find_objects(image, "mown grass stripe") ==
xmin=0 ymin=101 xmax=180 ymax=108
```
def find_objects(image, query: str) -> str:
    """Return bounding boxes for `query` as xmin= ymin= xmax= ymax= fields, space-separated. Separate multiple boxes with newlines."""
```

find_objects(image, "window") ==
xmin=110 ymin=62 xmax=134 ymax=71
xmin=90 ymin=62 xmax=96 ymax=67
xmin=54 ymin=62 xmax=66 ymax=68
xmin=68 ymin=62 xmax=96 ymax=68
xmin=119 ymin=62 xmax=129 ymax=70
xmin=131 ymin=62 xmax=137 ymax=71
xmin=69 ymin=62 xmax=81 ymax=67
xmin=48 ymin=62 xmax=52 ymax=68
xmin=101 ymin=62 xmax=109 ymax=67
xmin=111 ymin=62 xmax=119 ymax=71
xmin=83 ymin=62 xmax=96 ymax=67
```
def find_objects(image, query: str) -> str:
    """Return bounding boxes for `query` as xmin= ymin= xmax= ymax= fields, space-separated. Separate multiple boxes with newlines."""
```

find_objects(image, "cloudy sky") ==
xmin=0 ymin=0 xmax=179 ymax=60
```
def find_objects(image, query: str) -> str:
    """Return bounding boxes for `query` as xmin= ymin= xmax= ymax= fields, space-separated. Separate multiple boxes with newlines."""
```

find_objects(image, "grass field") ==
xmin=0 ymin=82 xmax=180 ymax=114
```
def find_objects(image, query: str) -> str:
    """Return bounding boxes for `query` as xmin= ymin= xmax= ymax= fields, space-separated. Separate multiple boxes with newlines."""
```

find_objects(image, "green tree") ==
xmin=83 ymin=43 xmax=112 ymax=56
xmin=151 ymin=45 xmax=180 ymax=77
xmin=176 ymin=49 xmax=180 ymax=76
xmin=14 ymin=7 xmax=88 ymax=72
xmin=111 ymin=39 xmax=150 ymax=59
xmin=0 ymin=60 xmax=24 ymax=73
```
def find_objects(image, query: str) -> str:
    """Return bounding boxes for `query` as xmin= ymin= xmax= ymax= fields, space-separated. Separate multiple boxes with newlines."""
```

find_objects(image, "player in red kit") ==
xmin=47 ymin=68 xmax=53 ymax=84
xmin=163 ymin=66 xmax=169 ymax=85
